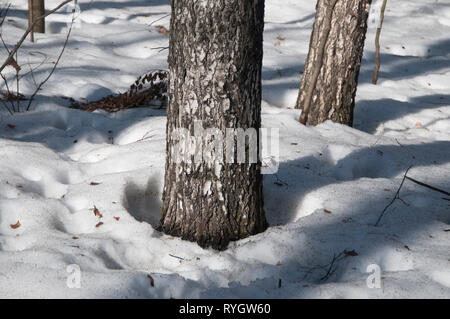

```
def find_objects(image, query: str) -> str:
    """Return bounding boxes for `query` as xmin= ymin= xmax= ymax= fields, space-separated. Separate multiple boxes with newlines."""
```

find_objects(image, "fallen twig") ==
xmin=405 ymin=176 xmax=450 ymax=197
xmin=375 ymin=165 xmax=412 ymax=226
xmin=169 ymin=253 xmax=185 ymax=261
xmin=320 ymin=250 xmax=349 ymax=282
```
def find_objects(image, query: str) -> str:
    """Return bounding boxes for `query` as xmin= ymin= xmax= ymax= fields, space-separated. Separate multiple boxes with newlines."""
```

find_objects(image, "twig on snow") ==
xmin=375 ymin=165 xmax=412 ymax=226
xmin=405 ymin=176 xmax=450 ymax=197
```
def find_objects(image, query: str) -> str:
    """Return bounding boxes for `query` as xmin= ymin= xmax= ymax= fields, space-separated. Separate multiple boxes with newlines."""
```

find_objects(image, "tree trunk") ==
xmin=160 ymin=0 xmax=267 ymax=250
xmin=296 ymin=0 xmax=371 ymax=126
xmin=372 ymin=0 xmax=388 ymax=85
xmin=28 ymin=0 xmax=45 ymax=40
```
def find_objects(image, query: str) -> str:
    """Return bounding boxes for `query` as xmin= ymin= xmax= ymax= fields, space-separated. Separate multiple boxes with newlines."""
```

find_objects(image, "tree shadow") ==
xmin=78 ymin=0 xmax=169 ymax=11
xmin=265 ymin=139 xmax=450 ymax=226
xmin=123 ymin=179 xmax=162 ymax=228
xmin=354 ymin=94 xmax=450 ymax=134
xmin=200 ymin=139 xmax=450 ymax=297
xmin=266 ymin=13 xmax=316 ymax=25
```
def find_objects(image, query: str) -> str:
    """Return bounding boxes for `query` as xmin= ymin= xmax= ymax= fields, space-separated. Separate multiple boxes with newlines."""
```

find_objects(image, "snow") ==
xmin=0 ymin=0 xmax=449 ymax=298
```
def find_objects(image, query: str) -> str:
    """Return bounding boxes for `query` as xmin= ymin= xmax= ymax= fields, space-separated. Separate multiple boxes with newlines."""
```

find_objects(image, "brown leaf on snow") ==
xmin=90 ymin=182 xmax=101 ymax=186
xmin=7 ymin=58 xmax=21 ymax=73
xmin=93 ymin=206 xmax=103 ymax=218
xmin=274 ymin=40 xmax=281 ymax=47
xmin=95 ymin=222 xmax=104 ymax=228
xmin=155 ymin=25 xmax=169 ymax=36
xmin=277 ymin=35 xmax=285 ymax=41
xmin=323 ymin=209 xmax=332 ymax=214
xmin=147 ymin=274 xmax=155 ymax=287
xmin=113 ymin=216 xmax=120 ymax=221
xmin=415 ymin=122 xmax=422 ymax=127
xmin=344 ymin=250 xmax=358 ymax=257
xmin=10 ymin=221 xmax=21 ymax=229
xmin=274 ymin=182 xmax=283 ymax=186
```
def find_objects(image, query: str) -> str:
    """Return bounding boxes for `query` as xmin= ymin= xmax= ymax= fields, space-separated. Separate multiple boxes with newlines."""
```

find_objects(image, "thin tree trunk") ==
xmin=296 ymin=0 xmax=372 ymax=127
xmin=28 ymin=0 xmax=34 ymax=42
xmin=160 ymin=0 xmax=267 ymax=250
xmin=372 ymin=0 xmax=387 ymax=85
xmin=29 ymin=0 xmax=45 ymax=40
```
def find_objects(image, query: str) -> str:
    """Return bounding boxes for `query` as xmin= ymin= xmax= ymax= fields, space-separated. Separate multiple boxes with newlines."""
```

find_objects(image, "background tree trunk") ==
xmin=296 ymin=0 xmax=372 ymax=127
xmin=28 ymin=0 xmax=45 ymax=42
xmin=160 ymin=0 xmax=267 ymax=250
xmin=372 ymin=0 xmax=388 ymax=85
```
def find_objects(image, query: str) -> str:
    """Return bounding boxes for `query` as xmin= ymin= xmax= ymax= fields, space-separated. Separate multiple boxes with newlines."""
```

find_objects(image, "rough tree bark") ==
xmin=160 ymin=0 xmax=267 ymax=250
xmin=296 ymin=0 xmax=372 ymax=126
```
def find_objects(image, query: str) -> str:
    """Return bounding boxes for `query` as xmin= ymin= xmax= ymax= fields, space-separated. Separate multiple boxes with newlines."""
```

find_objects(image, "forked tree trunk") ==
xmin=160 ymin=0 xmax=267 ymax=250
xmin=296 ymin=0 xmax=372 ymax=126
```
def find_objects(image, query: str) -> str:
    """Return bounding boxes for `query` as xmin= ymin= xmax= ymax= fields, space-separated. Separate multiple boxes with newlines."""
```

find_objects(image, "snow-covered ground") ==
xmin=0 ymin=0 xmax=449 ymax=298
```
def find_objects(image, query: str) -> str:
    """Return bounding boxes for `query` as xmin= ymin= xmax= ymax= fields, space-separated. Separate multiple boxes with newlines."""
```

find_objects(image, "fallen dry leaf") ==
xmin=95 ymin=222 xmax=104 ymax=228
xmin=10 ymin=221 xmax=21 ymax=229
xmin=147 ymin=274 xmax=155 ymax=287
xmin=93 ymin=206 xmax=103 ymax=218
xmin=344 ymin=250 xmax=358 ymax=257
xmin=274 ymin=182 xmax=283 ymax=187
xmin=323 ymin=209 xmax=332 ymax=214
xmin=7 ymin=58 xmax=21 ymax=73
xmin=274 ymin=40 xmax=281 ymax=47
xmin=113 ymin=216 xmax=120 ymax=221
xmin=277 ymin=35 xmax=285 ymax=41
xmin=415 ymin=122 xmax=422 ymax=127
xmin=155 ymin=25 xmax=169 ymax=36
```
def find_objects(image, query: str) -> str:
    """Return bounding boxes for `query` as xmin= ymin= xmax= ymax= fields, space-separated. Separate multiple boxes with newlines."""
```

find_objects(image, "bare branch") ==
xmin=405 ymin=176 xmax=450 ymax=197
xmin=0 ymin=0 xmax=74 ymax=74
xmin=26 ymin=16 xmax=74 ymax=111
xmin=375 ymin=165 xmax=413 ymax=226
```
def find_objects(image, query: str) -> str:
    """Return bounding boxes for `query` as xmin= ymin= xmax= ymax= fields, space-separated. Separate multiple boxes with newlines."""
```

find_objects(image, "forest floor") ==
xmin=0 ymin=0 xmax=449 ymax=298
